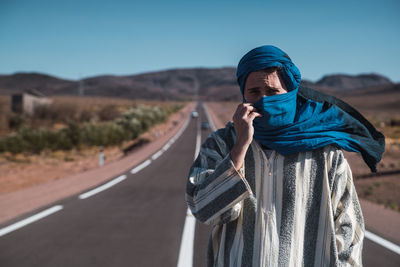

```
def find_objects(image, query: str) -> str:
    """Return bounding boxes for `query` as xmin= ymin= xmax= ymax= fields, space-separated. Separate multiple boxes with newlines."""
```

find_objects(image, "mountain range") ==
xmin=0 ymin=68 xmax=396 ymax=101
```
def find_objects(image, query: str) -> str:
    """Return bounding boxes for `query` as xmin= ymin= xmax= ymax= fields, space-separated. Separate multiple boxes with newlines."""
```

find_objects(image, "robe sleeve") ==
xmin=185 ymin=129 xmax=252 ymax=225
xmin=331 ymin=150 xmax=365 ymax=266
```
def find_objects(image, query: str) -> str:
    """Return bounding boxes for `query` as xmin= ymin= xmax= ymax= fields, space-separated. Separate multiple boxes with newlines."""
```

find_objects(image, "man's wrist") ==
xmin=235 ymin=136 xmax=252 ymax=148
xmin=230 ymin=141 xmax=250 ymax=171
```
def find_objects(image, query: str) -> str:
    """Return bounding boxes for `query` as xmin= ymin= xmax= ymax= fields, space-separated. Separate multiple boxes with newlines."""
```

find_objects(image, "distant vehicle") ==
xmin=201 ymin=121 xmax=210 ymax=130
xmin=191 ymin=111 xmax=199 ymax=118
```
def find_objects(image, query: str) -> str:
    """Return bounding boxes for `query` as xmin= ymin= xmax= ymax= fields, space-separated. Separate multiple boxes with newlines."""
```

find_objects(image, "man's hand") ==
xmin=230 ymin=103 xmax=262 ymax=171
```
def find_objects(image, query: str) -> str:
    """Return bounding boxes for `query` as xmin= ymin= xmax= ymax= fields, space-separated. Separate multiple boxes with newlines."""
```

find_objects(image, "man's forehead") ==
xmin=246 ymin=71 xmax=279 ymax=84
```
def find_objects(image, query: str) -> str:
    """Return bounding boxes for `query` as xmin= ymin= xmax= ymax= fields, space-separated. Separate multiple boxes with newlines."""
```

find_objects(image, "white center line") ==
xmin=79 ymin=175 xmax=127 ymax=199
xmin=202 ymin=103 xmax=216 ymax=131
xmin=131 ymin=159 xmax=152 ymax=174
xmin=194 ymin=125 xmax=201 ymax=160
xmin=177 ymin=108 xmax=201 ymax=267
xmin=365 ymin=230 xmax=400 ymax=255
xmin=0 ymin=205 xmax=63 ymax=237
xmin=177 ymin=209 xmax=197 ymax=267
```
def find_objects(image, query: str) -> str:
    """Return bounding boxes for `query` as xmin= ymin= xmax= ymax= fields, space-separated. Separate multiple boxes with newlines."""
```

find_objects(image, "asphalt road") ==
xmin=0 ymin=104 xmax=399 ymax=266
xmin=0 ymin=107 xmax=203 ymax=267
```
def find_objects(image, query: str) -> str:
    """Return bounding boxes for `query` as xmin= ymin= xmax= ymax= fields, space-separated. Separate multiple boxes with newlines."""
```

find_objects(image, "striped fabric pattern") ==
xmin=186 ymin=122 xmax=365 ymax=267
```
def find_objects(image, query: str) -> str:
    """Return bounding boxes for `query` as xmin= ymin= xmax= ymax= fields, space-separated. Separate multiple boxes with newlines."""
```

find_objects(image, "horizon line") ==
xmin=0 ymin=68 xmax=398 ymax=84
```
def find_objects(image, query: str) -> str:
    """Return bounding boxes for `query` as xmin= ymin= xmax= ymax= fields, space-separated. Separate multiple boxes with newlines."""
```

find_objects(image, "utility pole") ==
xmin=193 ymin=76 xmax=199 ymax=103
xmin=78 ymin=73 xmax=85 ymax=96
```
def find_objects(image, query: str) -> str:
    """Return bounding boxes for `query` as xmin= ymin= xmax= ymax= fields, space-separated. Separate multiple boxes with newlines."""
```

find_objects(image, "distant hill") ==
xmin=0 ymin=73 xmax=76 ymax=96
xmin=0 ymin=68 xmax=239 ymax=101
xmin=79 ymin=68 xmax=239 ymax=100
xmin=315 ymin=73 xmax=392 ymax=90
xmin=0 ymin=69 xmax=396 ymax=101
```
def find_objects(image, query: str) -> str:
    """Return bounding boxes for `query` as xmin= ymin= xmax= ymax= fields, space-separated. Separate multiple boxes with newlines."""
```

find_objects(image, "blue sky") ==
xmin=1 ymin=0 xmax=399 ymax=82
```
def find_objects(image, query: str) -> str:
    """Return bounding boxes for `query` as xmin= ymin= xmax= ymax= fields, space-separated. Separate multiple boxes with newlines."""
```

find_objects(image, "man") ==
xmin=186 ymin=45 xmax=384 ymax=267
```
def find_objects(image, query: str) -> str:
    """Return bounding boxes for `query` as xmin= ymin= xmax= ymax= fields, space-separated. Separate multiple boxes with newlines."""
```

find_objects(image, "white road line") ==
xmin=365 ymin=230 xmax=400 ymax=255
xmin=194 ymin=126 xmax=201 ymax=160
xmin=202 ymin=102 xmax=216 ymax=131
xmin=151 ymin=150 xmax=163 ymax=160
xmin=177 ymin=110 xmax=201 ymax=267
xmin=131 ymin=159 xmax=152 ymax=174
xmin=162 ymin=143 xmax=171 ymax=151
xmin=177 ymin=209 xmax=196 ymax=267
xmin=79 ymin=175 xmax=127 ymax=199
xmin=0 ymin=205 xmax=63 ymax=237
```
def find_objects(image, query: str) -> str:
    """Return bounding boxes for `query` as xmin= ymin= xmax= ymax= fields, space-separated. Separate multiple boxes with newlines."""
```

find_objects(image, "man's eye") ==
xmin=268 ymin=88 xmax=279 ymax=93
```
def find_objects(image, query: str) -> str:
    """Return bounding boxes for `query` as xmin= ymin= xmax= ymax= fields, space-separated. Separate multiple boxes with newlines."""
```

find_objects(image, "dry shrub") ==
xmin=0 ymin=103 xmax=182 ymax=154
xmin=98 ymin=104 xmax=121 ymax=121
xmin=77 ymin=108 xmax=96 ymax=123
xmin=34 ymin=102 xmax=78 ymax=123
xmin=0 ymin=97 xmax=11 ymax=135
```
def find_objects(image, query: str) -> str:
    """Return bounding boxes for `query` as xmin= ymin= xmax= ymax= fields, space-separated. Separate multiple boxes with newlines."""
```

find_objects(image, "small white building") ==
xmin=11 ymin=89 xmax=52 ymax=116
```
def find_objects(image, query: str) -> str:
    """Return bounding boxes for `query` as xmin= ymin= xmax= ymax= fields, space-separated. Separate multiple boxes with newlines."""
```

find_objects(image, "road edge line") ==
xmin=130 ymin=159 xmax=152 ymax=174
xmin=78 ymin=175 xmax=127 ymax=199
xmin=0 ymin=205 xmax=63 ymax=237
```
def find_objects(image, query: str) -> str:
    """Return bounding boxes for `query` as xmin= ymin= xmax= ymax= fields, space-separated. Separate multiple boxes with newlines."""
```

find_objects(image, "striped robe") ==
xmin=186 ymin=122 xmax=364 ymax=267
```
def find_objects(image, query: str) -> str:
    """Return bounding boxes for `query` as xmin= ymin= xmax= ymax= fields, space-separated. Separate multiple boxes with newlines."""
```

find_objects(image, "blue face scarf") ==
xmin=251 ymin=89 xmax=297 ymax=131
xmin=236 ymin=45 xmax=385 ymax=172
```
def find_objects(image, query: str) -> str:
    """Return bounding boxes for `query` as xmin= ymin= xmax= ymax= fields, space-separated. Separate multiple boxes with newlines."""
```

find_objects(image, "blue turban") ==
xmin=236 ymin=45 xmax=385 ymax=172
xmin=237 ymin=45 xmax=301 ymax=94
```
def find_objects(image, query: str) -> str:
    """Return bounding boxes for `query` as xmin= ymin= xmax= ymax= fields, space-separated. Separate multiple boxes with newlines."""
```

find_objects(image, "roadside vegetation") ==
xmin=0 ymin=96 xmax=183 ymax=154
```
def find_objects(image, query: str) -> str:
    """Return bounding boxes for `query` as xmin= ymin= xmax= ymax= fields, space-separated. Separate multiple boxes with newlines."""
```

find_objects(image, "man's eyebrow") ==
xmin=247 ymin=87 xmax=260 ymax=91
xmin=264 ymin=85 xmax=280 ymax=91
xmin=246 ymin=86 xmax=281 ymax=91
